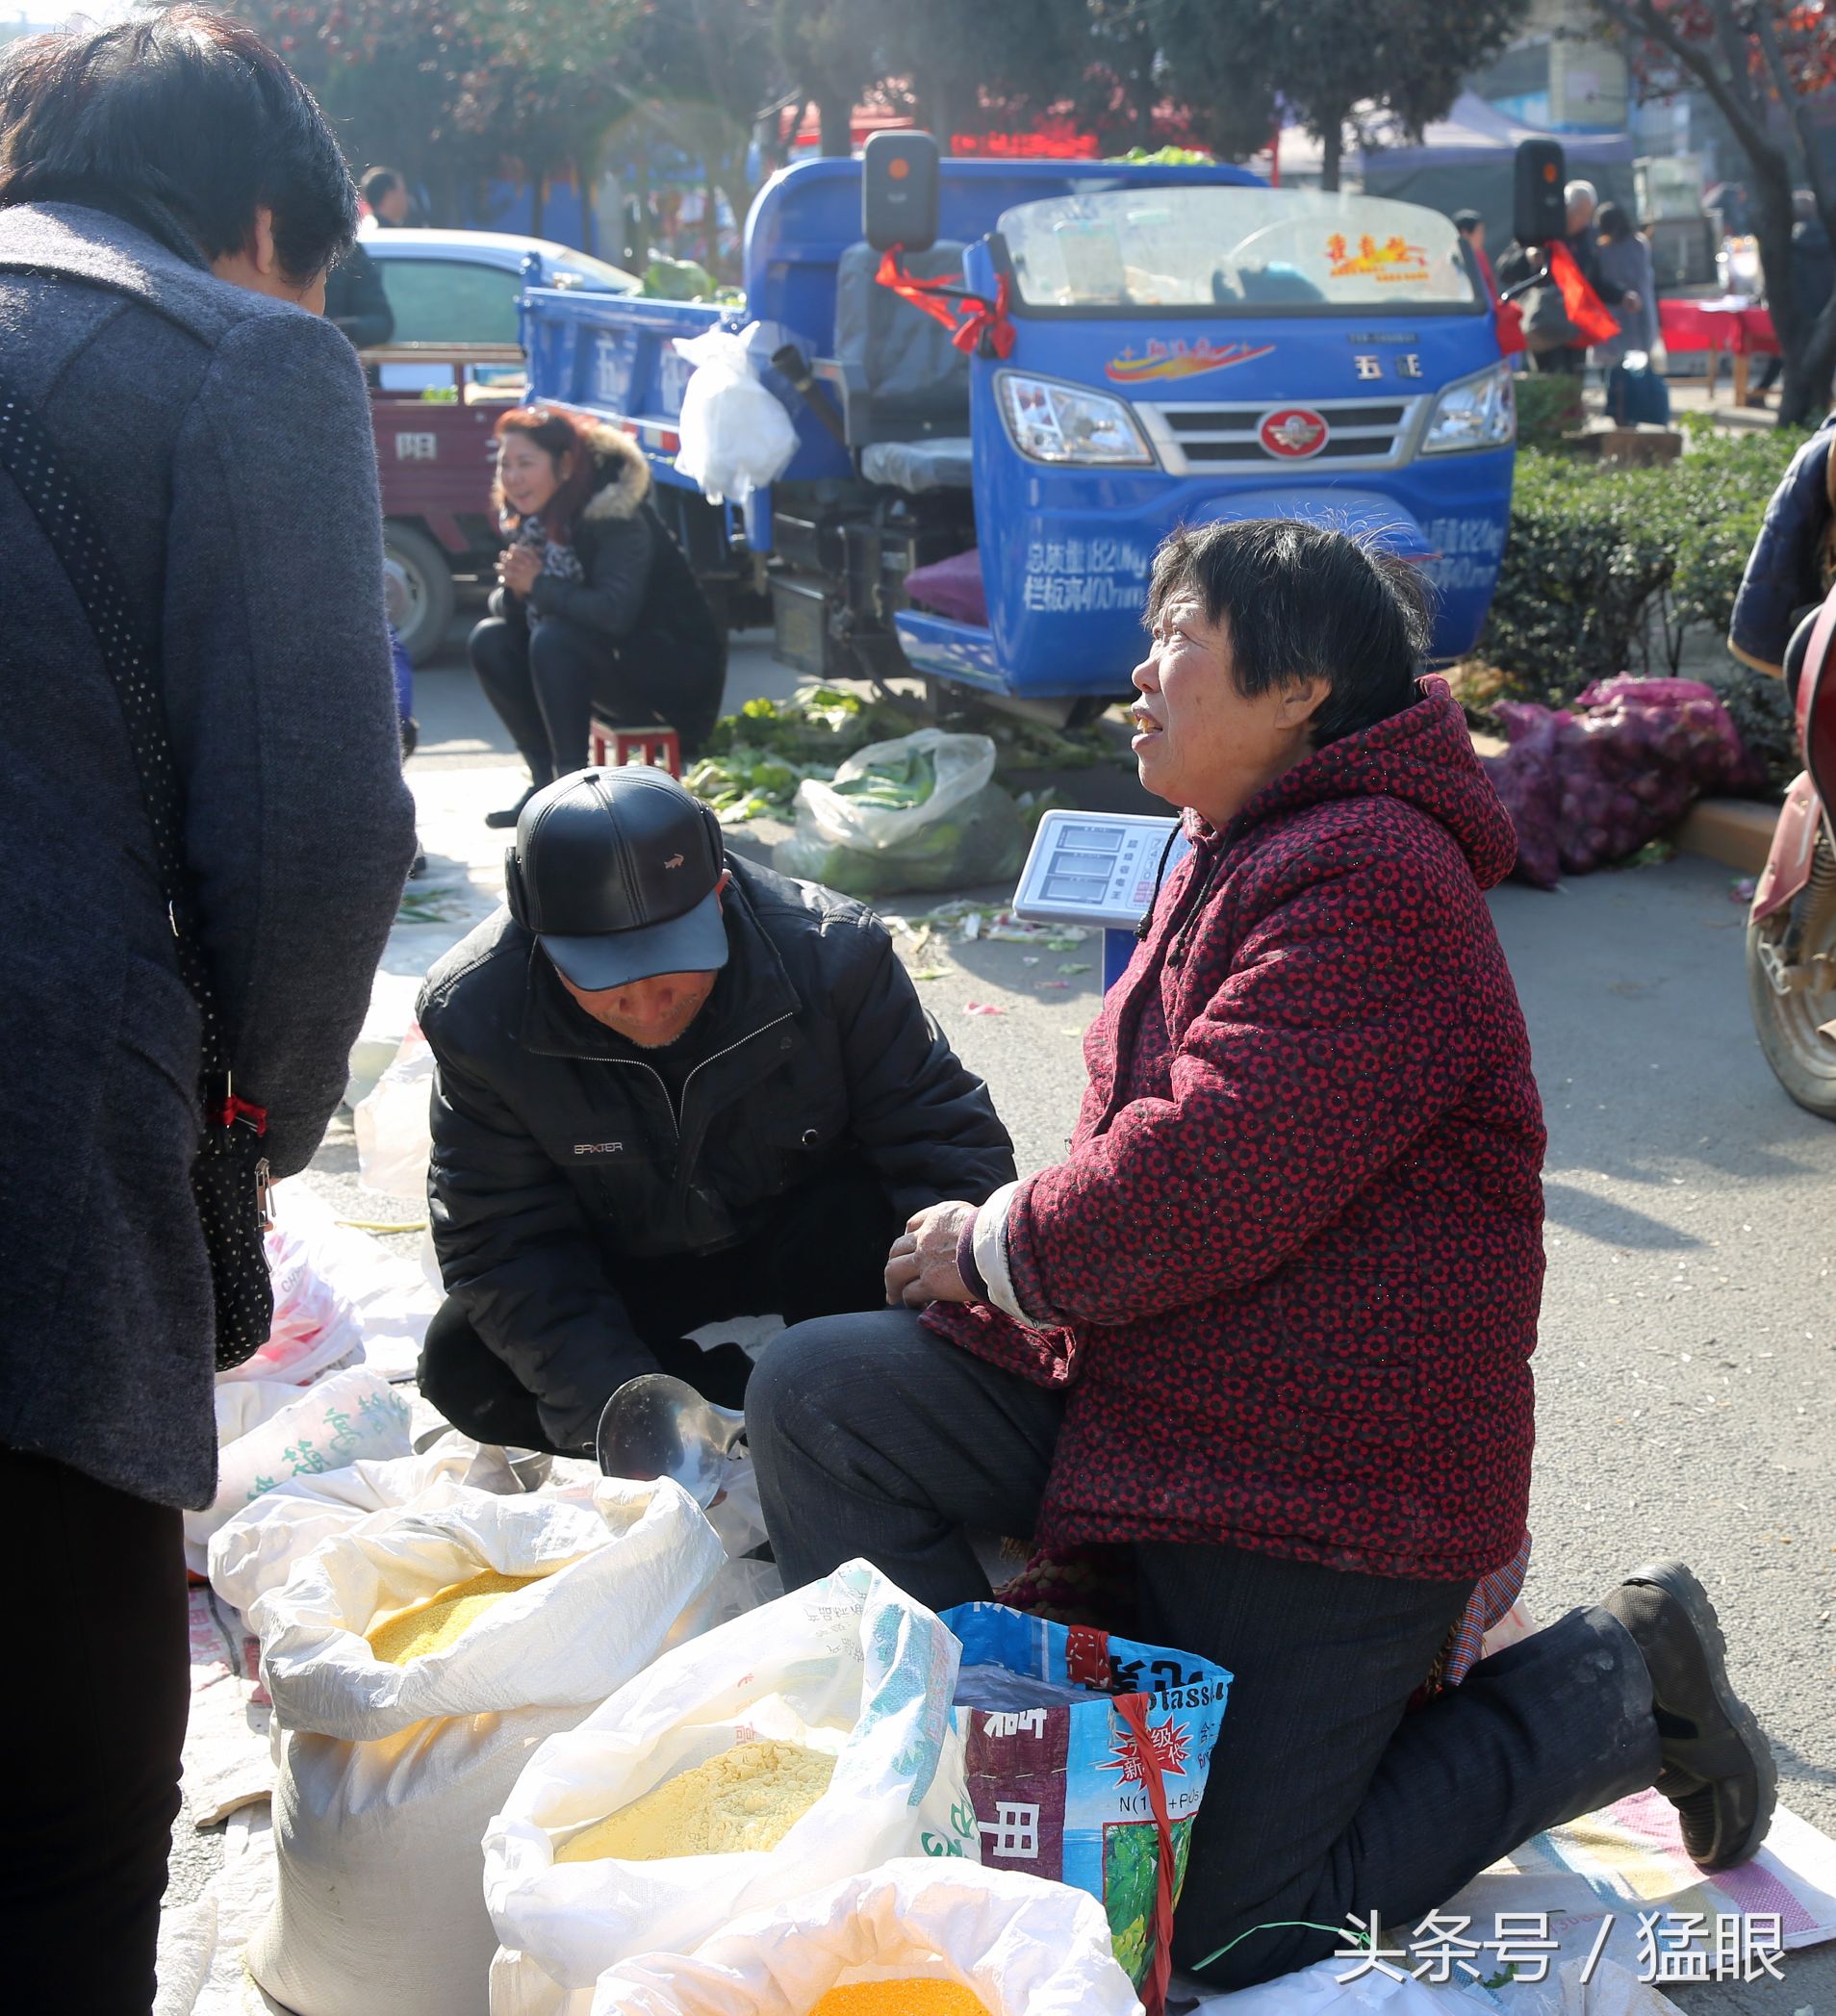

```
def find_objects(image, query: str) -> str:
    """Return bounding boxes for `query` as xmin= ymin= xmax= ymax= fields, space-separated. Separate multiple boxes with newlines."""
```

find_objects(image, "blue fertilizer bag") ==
xmin=942 ymin=1602 xmax=1231 ymax=2013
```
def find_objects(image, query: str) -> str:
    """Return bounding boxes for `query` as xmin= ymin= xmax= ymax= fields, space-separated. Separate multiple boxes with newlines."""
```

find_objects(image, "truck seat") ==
xmin=860 ymin=438 xmax=974 ymax=493
xmin=820 ymin=241 xmax=973 ymax=447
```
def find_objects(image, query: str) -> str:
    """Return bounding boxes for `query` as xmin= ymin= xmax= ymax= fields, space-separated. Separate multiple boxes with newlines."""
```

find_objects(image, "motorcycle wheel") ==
xmin=1747 ymin=829 xmax=1836 ymax=1118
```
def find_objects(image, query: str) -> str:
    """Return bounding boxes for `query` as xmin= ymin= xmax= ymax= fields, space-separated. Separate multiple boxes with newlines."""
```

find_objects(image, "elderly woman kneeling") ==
xmin=748 ymin=520 xmax=1772 ymax=1989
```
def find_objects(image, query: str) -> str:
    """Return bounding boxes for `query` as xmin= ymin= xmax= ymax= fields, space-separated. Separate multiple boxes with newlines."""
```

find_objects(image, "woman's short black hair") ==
xmin=0 ymin=7 xmax=356 ymax=281
xmin=1594 ymin=201 xmax=1633 ymax=243
xmin=1146 ymin=519 xmax=1433 ymax=748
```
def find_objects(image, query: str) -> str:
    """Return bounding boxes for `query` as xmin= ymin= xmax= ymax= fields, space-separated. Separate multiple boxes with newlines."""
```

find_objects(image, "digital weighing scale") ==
xmin=1010 ymin=809 xmax=1192 ymax=988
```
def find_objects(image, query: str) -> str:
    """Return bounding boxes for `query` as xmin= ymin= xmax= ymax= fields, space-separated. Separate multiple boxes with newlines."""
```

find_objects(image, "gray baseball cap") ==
xmin=506 ymin=768 xmax=729 ymax=990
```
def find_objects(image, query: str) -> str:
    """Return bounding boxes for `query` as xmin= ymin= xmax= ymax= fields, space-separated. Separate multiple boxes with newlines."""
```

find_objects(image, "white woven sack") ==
xmin=246 ymin=1481 xmax=723 ymax=2016
xmin=484 ymin=1561 xmax=981 ymax=1992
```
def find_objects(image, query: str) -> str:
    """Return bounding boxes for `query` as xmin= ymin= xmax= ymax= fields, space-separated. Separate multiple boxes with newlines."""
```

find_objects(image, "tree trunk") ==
xmin=1779 ymin=295 xmax=1836 ymax=429
xmin=1319 ymin=119 xmax=1343 ymax=193
xmin=529 ymin=175 xmax=547 ymax=241
xmin=578 ymin=167 xmax=597 ymax=257
xmin=629 ymin=150 xmax=651 ymax=269
xmin=818 ymin=89 xmax=853 ymax=158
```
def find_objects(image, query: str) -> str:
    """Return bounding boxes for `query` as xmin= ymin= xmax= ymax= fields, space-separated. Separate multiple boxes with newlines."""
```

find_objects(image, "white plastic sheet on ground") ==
xmin=586 ymin=1857 xmax=1143 ymax=2016
xmin=672 ymin=325 xmax=798 ymax=507
xmin=484 ymin=1560 xmax=981 ymax=2001
xmin=246 ymin=1481 xmax=725 ymax=2016
xmin=266 ymin=1175 xmax=442 ymax=1381
xmin=185 ymin=1367 xmax=413 ymax=1574
xmin=353 ymin=1024 xmax=435 ymax=1200
xmin=226 ymin=1192 xmax=366 ymax=1388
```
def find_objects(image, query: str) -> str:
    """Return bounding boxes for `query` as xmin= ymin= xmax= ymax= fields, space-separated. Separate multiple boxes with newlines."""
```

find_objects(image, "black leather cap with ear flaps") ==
xmin=506 ymin=767 xmax=728 ymax=991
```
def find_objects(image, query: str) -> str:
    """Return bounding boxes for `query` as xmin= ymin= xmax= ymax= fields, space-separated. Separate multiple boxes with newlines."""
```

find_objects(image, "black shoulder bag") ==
xmin=0 ymin=387 xmax=274 ymax=1369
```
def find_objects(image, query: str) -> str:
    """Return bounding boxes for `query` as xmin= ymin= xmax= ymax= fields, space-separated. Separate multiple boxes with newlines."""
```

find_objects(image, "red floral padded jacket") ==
xmin=925 ymin=683 xmax=1545 ymax=1583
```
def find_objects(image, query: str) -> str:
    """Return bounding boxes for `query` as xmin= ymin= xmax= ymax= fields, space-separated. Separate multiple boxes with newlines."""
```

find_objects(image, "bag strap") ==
xmin=0 ymin=385 xmax=247 ymax=1119
xmin=1115 ymin=1692 xmax=1178 ymax=2016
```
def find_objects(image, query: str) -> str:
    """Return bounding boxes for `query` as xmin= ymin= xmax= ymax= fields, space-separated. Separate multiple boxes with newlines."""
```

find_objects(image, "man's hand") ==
xmin=497 ymin=545 xmax=542 ymax=598
xmin=1621 ymin=289 xmax=1643 ymax=314
xmin=885 ymin=1199 xmax=979 ymax=1309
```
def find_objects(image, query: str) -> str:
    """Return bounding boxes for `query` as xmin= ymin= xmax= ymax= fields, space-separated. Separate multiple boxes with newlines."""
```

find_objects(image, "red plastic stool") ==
xmin=588 ymin=721 xmax=682 ymax=778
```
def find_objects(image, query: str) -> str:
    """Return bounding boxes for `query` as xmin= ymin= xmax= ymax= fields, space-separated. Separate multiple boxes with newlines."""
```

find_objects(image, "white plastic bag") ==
xmin=673 ymin=326 xmax=798 ymax=507
xmin=185 ymin=1367 xmax=413 ymax=1572
xmin=206 ymin=1442 xmax=519 ymax=1619
xmin=353 ymin=1023 xmax=435 ymax=1201
xmin=793 ymin=729 xmax=995 ymax=855
xmin=773 ymin=730 xmax=1022 ymax=899
xmin=247 ymin=1482 xmax=725 ymax=2016
xmin=484 ymin=1561 xmax=981 ymax=1994
xmin=588 ymin=1858 xmax=1143 ymax=2015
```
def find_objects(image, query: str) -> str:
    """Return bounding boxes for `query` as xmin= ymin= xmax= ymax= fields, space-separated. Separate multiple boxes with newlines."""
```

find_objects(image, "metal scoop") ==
xmin=594 ymin=1372 xmax=745 ymax=1509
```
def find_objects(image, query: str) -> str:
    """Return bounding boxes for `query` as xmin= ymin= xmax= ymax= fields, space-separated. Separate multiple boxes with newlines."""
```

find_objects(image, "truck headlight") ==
xmin=997 ymin=371 xmax=1155 ymax=467
xmin=1421 ymin=361 xmax=1517 ymax=455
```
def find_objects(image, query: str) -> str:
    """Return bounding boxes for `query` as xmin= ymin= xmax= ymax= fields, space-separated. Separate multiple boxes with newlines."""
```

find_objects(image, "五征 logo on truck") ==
xmin=1258 ymin=408 xmax=1330 ymax=460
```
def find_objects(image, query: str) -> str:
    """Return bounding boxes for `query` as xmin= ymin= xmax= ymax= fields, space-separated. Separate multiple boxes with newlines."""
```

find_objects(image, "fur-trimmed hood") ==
xmin=578 ymin=421 xmax=653 ymax=522
xmin=493 ymin=417 xmax=653 ymax=530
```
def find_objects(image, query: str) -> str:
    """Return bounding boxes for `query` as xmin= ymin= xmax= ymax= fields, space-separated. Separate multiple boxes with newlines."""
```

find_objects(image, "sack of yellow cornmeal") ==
xmin=484 ymin=1562 xmax=982 ymax=2001
xmin=555 ymin=1740 xmax=836 ymax=1862
xmin=366 ymin=1567 xmax=546 ymax=1665
xmin=244 ymin=1480 xmax=725 ymax=2016
xmin=807 ymin=1984 xmax=991 ymax=2016
xmin=580 ymin=1857 xmax=1143 ymax=2016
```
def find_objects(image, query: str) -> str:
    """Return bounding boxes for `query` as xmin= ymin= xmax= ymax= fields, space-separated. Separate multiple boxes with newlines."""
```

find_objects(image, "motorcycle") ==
xmin=1747 ymin=586 xmax=1836 ymax=1116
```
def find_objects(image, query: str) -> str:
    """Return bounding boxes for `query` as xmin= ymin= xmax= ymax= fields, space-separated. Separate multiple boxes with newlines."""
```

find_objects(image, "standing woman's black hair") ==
xmin=0 ymin=6 xmax=356 ymax=281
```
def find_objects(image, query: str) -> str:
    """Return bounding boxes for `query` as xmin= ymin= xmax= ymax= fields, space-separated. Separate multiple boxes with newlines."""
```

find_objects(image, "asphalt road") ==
xmin=170 ymin=624 xmax=1836 ymax=2013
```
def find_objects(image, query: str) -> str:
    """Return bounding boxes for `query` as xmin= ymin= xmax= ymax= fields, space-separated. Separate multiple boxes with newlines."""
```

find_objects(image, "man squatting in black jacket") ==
xmin=418 ymin=766 xmax=1016 ymax=1455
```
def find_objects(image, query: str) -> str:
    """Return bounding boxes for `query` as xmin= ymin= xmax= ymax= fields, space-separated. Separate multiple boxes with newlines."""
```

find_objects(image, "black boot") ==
xmin=1604 ymin=1560 xmax=1776 ymax=1870
xmin=484 ymin=781 xmax=545 ymax=830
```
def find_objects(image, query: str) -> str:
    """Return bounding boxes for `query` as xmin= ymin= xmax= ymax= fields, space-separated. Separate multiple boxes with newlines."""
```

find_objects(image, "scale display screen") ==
xmin=1011 ymin=809 xmax=1191 ymax=930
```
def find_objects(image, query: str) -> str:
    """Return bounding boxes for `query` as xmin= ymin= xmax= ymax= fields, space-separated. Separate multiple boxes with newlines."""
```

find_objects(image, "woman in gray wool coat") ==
xmin=0 ymin=12 xmax=415 ymax=2006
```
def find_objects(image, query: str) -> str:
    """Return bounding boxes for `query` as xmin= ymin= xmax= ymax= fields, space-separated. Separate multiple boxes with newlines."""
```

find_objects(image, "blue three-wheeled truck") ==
xmin=520 ymin=134 xmax=1523 ymax=721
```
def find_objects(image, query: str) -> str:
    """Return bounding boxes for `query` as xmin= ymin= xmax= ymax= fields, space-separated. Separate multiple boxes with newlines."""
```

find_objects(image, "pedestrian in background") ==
xmin=472 ymin=404 xmax=727 ymax=829
xmin=1593 ymin=203 xmax=1658 ymax=359
xmin=1751 ymin=191 xmax=1835 ymax=410
xmin=1593 ymin=202 xmax=1668 ymax=425
xmin=359 ymin=163 xmax=414 ymax=229
xmin=1497 ymin=178 xmax=1641 ymax=374
xmin=324 ymin=237 xmax=395 ymax=350
xmin=1453 ymin=207 xmax=1495 ymax=301
xmin=0 ymin=12 xmax=416 ymax=2008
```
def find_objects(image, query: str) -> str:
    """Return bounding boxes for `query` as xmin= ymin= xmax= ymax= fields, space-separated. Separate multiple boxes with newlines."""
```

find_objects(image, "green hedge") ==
xmin=1479 ymin=424 xmax=1807 ymax=713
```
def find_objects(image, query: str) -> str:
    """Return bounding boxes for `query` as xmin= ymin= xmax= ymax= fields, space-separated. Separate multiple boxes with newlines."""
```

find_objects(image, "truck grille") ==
xmin=1137 ymin=396 xmax=1426 ymax=475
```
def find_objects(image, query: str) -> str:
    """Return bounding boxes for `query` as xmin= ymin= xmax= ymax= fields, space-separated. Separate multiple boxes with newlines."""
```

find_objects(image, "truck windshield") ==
xmin=998 ymin=188 xmax=1479 ymax=316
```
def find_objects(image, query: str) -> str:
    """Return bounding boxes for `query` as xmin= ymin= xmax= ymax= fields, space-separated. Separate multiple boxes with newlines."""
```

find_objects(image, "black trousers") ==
xmin=469 ymin=613 xmax=701 ymax=789
xmin=420 ymin=1168 xmax=900 ymax=1455
xmin=747 ymin=1310 xmax=1664 ymax=1992
xmin=0 ymin=1446 xmax=190 ymax=2013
